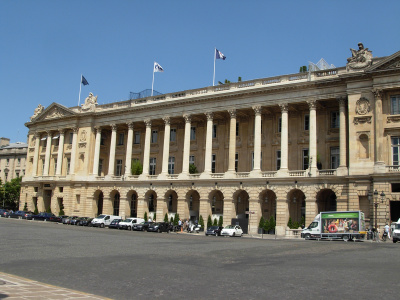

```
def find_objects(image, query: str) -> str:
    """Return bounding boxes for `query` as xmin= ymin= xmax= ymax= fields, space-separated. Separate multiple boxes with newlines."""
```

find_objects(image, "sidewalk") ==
xmin=0 ymin=272 xmax=111 ymax=300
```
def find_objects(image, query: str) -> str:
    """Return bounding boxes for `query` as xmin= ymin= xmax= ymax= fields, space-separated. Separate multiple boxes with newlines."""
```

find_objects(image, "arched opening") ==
xmin=96 ymin=191 xmax=104 ymax=216
xmin=210 ymin=190 xmax=224 ymax=224
xmin=187 ymin=190 xmax=200 ymax=222
xmin=128 ymin=191 xmax=138 ymax=217
xmin=288 ymin=189 xmax=306 ymax=227
xmin=145 ymin=190 xmax=157 ymax=220
xmin=233 ymin=190 xmax=250 ymax=234
xmin=261 ymin=189 xmax=277 ymax=221
xmin=165 ymin=190 xmax=178 ymax=222
xmin=113 ymin=192 xmax=120 ymax=216
xmin=317 ymin=189 xmax=337 ymax=213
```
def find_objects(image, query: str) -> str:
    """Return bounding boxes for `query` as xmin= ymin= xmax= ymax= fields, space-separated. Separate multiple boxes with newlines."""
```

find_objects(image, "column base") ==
xmin=157 ymin=173 xmax=168 ymax=180
xmin=276 ymin=168 xmax=289 ymax=177
xmin=373 ymin=162 xmax=386 ymax=174
xmin=200 ymin=172 xmax=211 ymax=179
xmin=249 ymin=169 xmax=262 ymax=178
xmin=224 ymin=170 xmax=237 ymax=179
xmin=336 ymin=166 xmax=348 ymax=176
xmin=178 ymin=173 xmax=189 ymax=180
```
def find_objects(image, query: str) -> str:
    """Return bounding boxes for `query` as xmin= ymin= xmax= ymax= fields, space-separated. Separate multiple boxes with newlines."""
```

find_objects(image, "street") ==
xmin=0 ymin=218 xmax=399 ymax=299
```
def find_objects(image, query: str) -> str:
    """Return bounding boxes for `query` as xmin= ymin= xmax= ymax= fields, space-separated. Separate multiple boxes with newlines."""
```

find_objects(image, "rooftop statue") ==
xmin=30 ymin=104 xmax=44 ymax=121
xmin=346 ymin=43 xmax=372 ymax=71
xmin=81 ymin=92 xmax=98 ymax=112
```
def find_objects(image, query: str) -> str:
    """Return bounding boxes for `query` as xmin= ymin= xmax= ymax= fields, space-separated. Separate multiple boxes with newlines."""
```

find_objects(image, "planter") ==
xmin=268 ymin=229 xmax=275 ymax=234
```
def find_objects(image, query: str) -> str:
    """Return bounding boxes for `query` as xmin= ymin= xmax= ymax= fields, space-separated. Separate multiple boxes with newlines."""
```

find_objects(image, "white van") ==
xmin=118 ymin=217 xmax=145 ymax=230
xmin=91 ymin=214 xmax=122 ymax=228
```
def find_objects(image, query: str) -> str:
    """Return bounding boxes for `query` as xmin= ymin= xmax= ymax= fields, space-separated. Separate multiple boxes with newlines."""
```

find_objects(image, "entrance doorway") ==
xmin=390 ymin=201 xmax=400 ymax=222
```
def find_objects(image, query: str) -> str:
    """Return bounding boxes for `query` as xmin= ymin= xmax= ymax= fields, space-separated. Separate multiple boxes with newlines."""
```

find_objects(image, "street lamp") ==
xmin=370 ymin=189 xmax=385 ymax=233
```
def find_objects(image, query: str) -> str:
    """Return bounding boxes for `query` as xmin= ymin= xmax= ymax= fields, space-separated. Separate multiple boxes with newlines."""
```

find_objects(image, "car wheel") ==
xmin=158 ymin=229 xmax=161 ymax=233
xmin=214 ymin=233 xmax=218 ymax=237
xmin=100 ymin=223 xmax=105 ymax=228
xmin=128 ymin=226 xmax=131 ymax=231
xmin=305 ymin=234 xmax=311 ymax=240
xmin=342 ymin=235 xmax=350 ymax=242
xmin=232 ymin=232 xmax=236 ymax=237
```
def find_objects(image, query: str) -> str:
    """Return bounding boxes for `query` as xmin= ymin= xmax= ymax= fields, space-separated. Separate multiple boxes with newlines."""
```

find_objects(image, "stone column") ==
xmin=307 ymin=100 xmax=317 ymax=176
xmin=227 ymin=109 xmax=237 ymax=175
xmin=141 ymin=119 xmax=152 ymax=176
xmin=92 ymin=127 xmax=101 ymax=175
xmin=181 ymin=114 xmax=191 ymax=177
xmin=278 ymin=104 xmax=289 ymax=176
xmin=252 ymin=105 xmax=262 ymax=175
xmin=222 ymin=198 xmax=235 ymax=227
xmin=373 ymin=89 xmax=385 ymax=173
xmin=107 ymin=124 xmax=117 ymax=176
xmin=136 ymin=195 xmax=146 ymax=220
xmin=125 ymin=122 xmax=134 ymax=176
xmin=69 ymin=127 xmax=78 ymax=175
xmin=337 ymin=97 xmax=348 ymax=175
xmin=161 ymin=116 xmax=171 ymax=176
xmin=32 ymin=132 xmax=40 ymax=176
xmin=43 ymin=132 xmax=52 ymax=176
xmin=55 ymin=130 xmax=65 ymax=176
xmin=275 ymin=197 xmax=289 ymax=236
xmin=202 ymin=112 xmax=213 ymax=177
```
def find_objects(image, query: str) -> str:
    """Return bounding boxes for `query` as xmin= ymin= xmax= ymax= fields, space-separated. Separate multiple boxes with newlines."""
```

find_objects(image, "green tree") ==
xmin=213 ymin=218 xmax=218 ymax=226
xmin=263 ymin=218 xmax=270 ymax=233
xmin=59 ymin=202 xmax=65 ymax=216
xmin=189 ymin=164 xmax=198 ymax=174
xmin=131 ymin=160 xmax=143 ymax=175
xmin=259 ymin=216 xmax=265 ymax=229
xmin=144 ymin=211 xmax=148 ymax=222
xmin=218 ymin=216 xmax=223 ymax=227
xmin=164 ymin=213 xmax=169 ymax=223
xmin=23 ymin=202 xmax=28 ymax=212
xmin=269 ymin=216 xmax=276 ymax=231
xmin=170 ymin=216 xmax=174 ymax=223
xmin=199 ymin=215 xmax=204 ymax=229
xmin=1 ymin=177 xmax=22 ymax=210
xmin=207 ymin=215 xmax=212 ymax=229
xmin=287 ymin=217 xmax=293 ymax=229
xmin=46 ymin=207 xmax=52 ymax=213
xmin=173 ymin=213 xmax=180 ymax=226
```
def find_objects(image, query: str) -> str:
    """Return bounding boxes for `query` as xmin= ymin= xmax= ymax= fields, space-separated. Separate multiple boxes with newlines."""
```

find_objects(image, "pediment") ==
xmin=366 ymin=50 xmax=400 ymax=72
xmin=32 ymin=102 xmax=76 ymax=122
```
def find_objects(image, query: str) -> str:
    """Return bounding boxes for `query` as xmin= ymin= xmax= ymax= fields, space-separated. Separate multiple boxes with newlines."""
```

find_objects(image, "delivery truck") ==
xmin=392 ymin=218 xmax=400 ymax=243
xmin=301 ymin=211 xmax=366 ymax=241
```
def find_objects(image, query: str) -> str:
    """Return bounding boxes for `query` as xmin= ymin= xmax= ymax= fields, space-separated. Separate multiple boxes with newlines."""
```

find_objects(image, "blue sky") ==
xmin=1 ymin=0 xmax=400 ymax=143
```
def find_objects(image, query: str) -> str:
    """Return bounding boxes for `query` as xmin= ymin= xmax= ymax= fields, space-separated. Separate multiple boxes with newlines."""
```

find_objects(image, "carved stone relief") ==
xmin=355 ymin=97 xmax=370 ymax=115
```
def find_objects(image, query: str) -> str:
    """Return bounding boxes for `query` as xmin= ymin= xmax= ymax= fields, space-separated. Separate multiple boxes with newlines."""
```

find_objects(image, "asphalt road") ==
xmin=0 ymin=218 xmax=399 ymax=299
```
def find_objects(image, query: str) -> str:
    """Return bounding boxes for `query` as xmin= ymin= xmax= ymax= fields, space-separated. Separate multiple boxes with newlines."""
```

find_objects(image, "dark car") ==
xmin=49 ymin=215 xmax=66 ymax=223
xmin=79 ymin=217 xmax=93 ymax=226
xmin=0 ymin=209 xmax=11 ymax=218
xmin=70 ymin=216 xmax=81 ymax=225
xmin=132 ymin=221 xmax=153 ymax=231
xmin=108 ymin=219 xmax=122 ymax=229
xmin=30 ymin=212 xmax=56 ymax=221
xmin=147 ymin=222 xmax=171 ymax=233
xmin=205 ymin=226 xmax=224 ymax=236
xmin=9 ymin=211 xmax=30 ymax=219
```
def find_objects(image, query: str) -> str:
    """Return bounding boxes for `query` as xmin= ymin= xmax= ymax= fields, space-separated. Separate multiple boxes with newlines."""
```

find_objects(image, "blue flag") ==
xmin=215 ymin=49 xmax=226 ymax=60
xmin=81 ymin=75 xmax=89 ymax=85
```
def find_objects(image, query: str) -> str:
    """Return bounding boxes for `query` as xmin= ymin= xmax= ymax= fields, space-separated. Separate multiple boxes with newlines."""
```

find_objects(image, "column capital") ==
xmin=72 ymin=126 xmax=79 ymax=133
xmin=163 ymin=116 xmax=171 ymax=125
xmin=144 ymin=119 xmax=152 ymax=127
xmin=205 ymin=112 xmax=213 ymax=120
xmin=183 ymin=114 xmax=191 ymax=123
xmin=252 ymin=105 xmax=262 ymax=115
xmin=307 ymin=99 xmax=317 ymax=110
xmin=93 ymin=126 xmax=102 ymax=134
xmin=336 ymin=96 xmax=347 ymax=106
xmin=127 ymin=122 xmax=134 ymax=130
xmin=34 ymin=132 xmax=41 ymax=139
xmin=110 ymin=124 xmax=117 ymax=131
xmin=228 ymin=109 xmax=236 ymax=118
xmin=372 ymin=88 xmax=383 ymax=100
xmin=279 ymin=103 xmax=288 ymax=113
xmin=58 ymin=129 xmax=65 ymax=135
xmin=46 ymin=130 xmax=53 ymax=137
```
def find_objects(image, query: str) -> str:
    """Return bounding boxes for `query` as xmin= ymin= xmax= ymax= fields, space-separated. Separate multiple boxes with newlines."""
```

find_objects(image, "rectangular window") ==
xmin=134 ymin=131 xmax=141 ymax=144
xmin=211 ymin=154 xmax=216 ymax=173
xmin=54 ymin=159 xmax=57 ymax=174
xmin=278 ymin=117 xmax=282 ymax=133
xmin=170 ymin=128 xmax=177 ymax=142
xmin=69 ymin=132 xmax=73 ymax=144
xmin=17 ymin=158 xmax=21 ymax=165
xmin=66 ymin=158 xmax=71 ymax=175
xmin=6 ymin=158 xmax=9 ymax=165
xmin=189 ymin=155 xmax=195 ymax=165
xmin=118 ymin=133 xmax=124 ymax=145
xmin=168 ymin=157 xmax=175 ymax=174
xmin=151 ymin=130 xmax=158 ymax=143
xmin=302 ymin=149 xmax=309 ymax=170
xmin=330 ymin=147 xmax=340 ymax=169
xmin=235 ymin=153 xmax=238 ymax=172
xmin=116 ymin=159 xmax=123 ymax=176
xmin=391 ymin=95 xmax=400 ymax=115
xmin=251 ymin=152 xmax=262 ymax=170
xmin=100 ymin=135 xmax=105 ymax=146
xmin=59 ymin=187 xmax=63 ymax=193
xmin=304 ymin=114 xmax=310 ymax=131
xmin=212 ymin=124 xmax=217 ymax=138
xmin=392 ymin=137 xmax=400 ymax=166
xmin=149 ymin=158 xmax=156 ymax=175
xmin=190 ymin=126 xmax=196 ymax=141
xmin=236 ymin=122 xmax=239 ymax=137
xmin=276 ymin=150 xmax=281 ymax=170
xmin=98 ymin=159 xmax=103 ymax=176
xmin=331 ymin=111 xmax=340 ymax=128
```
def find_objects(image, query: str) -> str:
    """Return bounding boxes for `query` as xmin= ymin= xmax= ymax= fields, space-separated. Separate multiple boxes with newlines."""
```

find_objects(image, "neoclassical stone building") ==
xmin=0 ymin=137 xmax=27 ymax=183
xmin=20 ymin=44 xmax=400 ymax=235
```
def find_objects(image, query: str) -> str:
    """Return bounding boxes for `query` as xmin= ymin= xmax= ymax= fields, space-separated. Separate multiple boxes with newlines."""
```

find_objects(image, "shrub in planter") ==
xmin=213 ymin=218 xmax=218 ymax=226
xmin=164 ymin=213 xmax=169 ymax=223
xmin=199 ymin=215 xmax=204 ymax=231
xmin=173 ymin=213 xmax=180 ymax=226
xmin=144 ymin=212 xmax=148 ymax=222
xmin=46 ymin=207 xmax=52 ymax=214
xmin=269 ymin=216 xmax=276 ymax=234
xmin=258 ymin=216 xmax=265 ymax=234
xmin=218 ymin=216 xmax=223 ymax=227
xmin=263 ymin=218 xmax=270 ymax=233
xmin=23 ymin=202 xmax=28 ymax=212
xmin=33 ymin=206 xmax=38 ymax=215
xmin=170 ymin=216 xmax=174 ymax=223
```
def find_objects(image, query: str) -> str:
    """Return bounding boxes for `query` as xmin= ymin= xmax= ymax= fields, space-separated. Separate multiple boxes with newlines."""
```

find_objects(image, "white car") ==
xmin=118 ymin=217 xmax=145 ymax=230
xmin=221 ymin=225 xmax=243 ymax=237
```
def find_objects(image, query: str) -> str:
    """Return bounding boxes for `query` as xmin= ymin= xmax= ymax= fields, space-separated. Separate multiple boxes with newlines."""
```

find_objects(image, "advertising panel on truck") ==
xmin=321 ymin=212 xmax=364 ymax=234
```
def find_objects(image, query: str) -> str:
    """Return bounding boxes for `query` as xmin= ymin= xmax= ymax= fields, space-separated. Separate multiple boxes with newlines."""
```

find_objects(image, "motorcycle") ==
xmin=187 ymin=224 xmax=201 ymax=233
xmin=382 ymin=231 xmax=388 ymax=242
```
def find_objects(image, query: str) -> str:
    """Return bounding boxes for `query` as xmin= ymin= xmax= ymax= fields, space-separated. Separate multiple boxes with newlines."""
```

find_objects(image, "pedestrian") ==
xmin=376 ymin=225 xmax=381 ymax=242
xmin=384 ymin=223 xmax=391 ymax=239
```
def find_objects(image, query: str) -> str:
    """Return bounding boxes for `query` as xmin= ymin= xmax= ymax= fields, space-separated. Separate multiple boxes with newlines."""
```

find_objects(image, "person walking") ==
xmin=384 ymin=223 xmax=391 ymax=240
xmin=376 ymin=225 xmax=381 ymax=242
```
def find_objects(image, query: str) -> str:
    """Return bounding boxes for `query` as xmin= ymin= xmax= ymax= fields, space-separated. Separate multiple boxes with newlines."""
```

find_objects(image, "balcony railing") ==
xmin=387 ymin=165 xmax=400 ymax=172
xmin=289 ymin=170 xmax=307 ymax=177
xmin=262 ymin=171 xmax=277 ymax=178
xmin=318 ymin=169 xmax=337 ymax=176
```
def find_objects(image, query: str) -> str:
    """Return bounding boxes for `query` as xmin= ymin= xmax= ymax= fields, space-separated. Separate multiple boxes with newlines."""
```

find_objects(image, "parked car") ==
xmin=63 ymin=216 xmax=78 ymax=225
xmin=147 ymin=222 xmax=171 ymax=233
xmin=29 ymin=212 xmax=56 ymax=221
xmin=132 ymin=221 xmax=153 ymax=231
xmin=108 ymin=218 xmax=122 ymax=229
xmin=91 ymin=214 xmax=121 ymax=228
xmin=70 ymin=216 xmax=81 ymax=225
xmin=49 ymin=215 xmax=66 ymax=223
xmin=0 ymin=209 xmax=11 ymax=218
xmin=78 ymin=217 xmax=93 ymax=226
xmin=221 ymin=225 xmax=243 ymax=237
xmin=118 ymin=217 xmax=145 ymax=230
xmin=9 ymin=211 xmax=29 ymax=219
xmin=205 ymin=226 xmax=224 ymax=236
xmin=61 ymin=216 xmax=70 ymax=224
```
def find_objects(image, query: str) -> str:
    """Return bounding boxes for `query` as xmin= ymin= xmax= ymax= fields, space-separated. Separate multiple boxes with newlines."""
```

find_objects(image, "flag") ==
xmin=81 ymin=75 xmax=89 ymax=85
xmin=215 ymin=49 xmax=226 ymax=60
xmin=154 ymin=62 xmax=164 ymax=72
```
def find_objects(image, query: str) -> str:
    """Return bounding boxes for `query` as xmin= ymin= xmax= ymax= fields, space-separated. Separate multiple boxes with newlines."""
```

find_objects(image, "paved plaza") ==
xmin=0 ymin=218 xmax=399 ymax=299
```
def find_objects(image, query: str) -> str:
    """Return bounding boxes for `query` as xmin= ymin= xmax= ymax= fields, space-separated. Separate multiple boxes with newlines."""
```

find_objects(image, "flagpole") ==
xmin=151 ymin=62 xmax=155 ymax=96
xmin=78 ymin=74 xmax=82 ymax=106
xmin=213 ymin=48 xmax=216 ymax=86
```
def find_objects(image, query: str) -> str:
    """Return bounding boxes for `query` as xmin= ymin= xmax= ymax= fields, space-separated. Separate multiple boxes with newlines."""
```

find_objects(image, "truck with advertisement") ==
xmin=301 ymin=211 xmax=366 ymax=241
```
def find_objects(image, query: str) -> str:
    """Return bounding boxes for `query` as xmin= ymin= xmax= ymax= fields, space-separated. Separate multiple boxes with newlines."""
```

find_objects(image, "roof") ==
xmin=1 ymin=142 xmax=28 ymax=149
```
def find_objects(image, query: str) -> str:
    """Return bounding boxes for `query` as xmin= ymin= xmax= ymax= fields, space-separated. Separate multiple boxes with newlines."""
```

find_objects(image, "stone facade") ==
xmin=0 ymin=137 xmax=27 ymax=183
xmin=20 ymin=44 xmax=400 ymax=235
